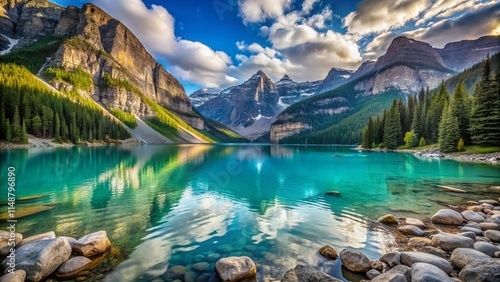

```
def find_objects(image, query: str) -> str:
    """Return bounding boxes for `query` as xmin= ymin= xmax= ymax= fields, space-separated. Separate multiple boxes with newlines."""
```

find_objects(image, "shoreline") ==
xmin=0 ymin=136 xmax=140 ymax=149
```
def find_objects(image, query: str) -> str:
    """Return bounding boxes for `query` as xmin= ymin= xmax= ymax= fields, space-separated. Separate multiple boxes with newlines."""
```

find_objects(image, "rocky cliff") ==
xmin=189 ymin=88 xmax=220 ymax=108
xmin=275 ymin=75 xmax=322 ymax=105
xmin=438 ymin=36 xmax=500 ymax=72
xmin=317 ymin=67 xmax=353 ymax=93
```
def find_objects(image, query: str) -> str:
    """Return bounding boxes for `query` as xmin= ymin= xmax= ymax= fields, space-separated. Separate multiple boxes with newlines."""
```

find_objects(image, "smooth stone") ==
xmin=366 ymin=269 xmax=381 ymax=280
xmin=192 ymin=262 xmax=210 ymax=272
xmin=215 ymin=256 xmax=256 ymax=282
xmin=431 ymin=209 xmax=463 ymax=225
xmin=371 ymin=260 xmax=384 ymax=271
xmin=56 ymin=256 xmax=93 ymax=279
xmin=165 ymin=266 xmax=187 ymax=280
xmin=431 ymin=233 xmax=474 ymax=252
xmin=0 ymin=231 xmax=22 ymax=249
xmin=400 ymin=252 xmax=452 ymax=274
xmin=281 ymin=265 xmax=342 ymax=282
xmin=398 ymin=225 xmax=424 ymax=236
xmin=339 ymin=249 xmax=371 ymax=273
xmin=465 ymin=222 xmax=481 ymax=229
xmin=479 ymin=222 xmax=500 ymax=230
xmin=460 ymin=226 xmax=483 ymax=235
xmin=0 ymin=270 xmax=26 ymax=282
xmin=318 ymin=245 xmax=338 ymax=260
xmin=2 ymin=237 xmax=71 ymax=282
xmin=477 ymin=211 xmax=487 ymax=218
xmin=216 ymin=245 xmax=233 ymax=253
xmin=325 ymin=191 xmax=340 ymax=196
xmin=405 ymin=218 xmax=426 ymax=228
xmin=420 ymin=246 xmax=449 ymax=259
xmin=478 ymin=199 xmax=499 ymax=206
xmin=207 ymin=253 xmax=221 ymax=262
xmin=378 ymin=214 xmax=399 ymax=225
xmin=474 ymin=241 xmax=500 ymax=257
xmin=458 ymin=231 xmax=476 ymax=241
xmin=467 ymin=205 xmax=483 ymax=212
xmin=60 ymin=236 xmax=77 ymax=248
xmin=459 ymin=258 xmax=500 ymax=282
xmin=461 ymin=210 xmax=484 ymax=222
xmin=411 ymin=262 xmax=453 ymax=282
xmin=73 ymin=231 xmax=111 ymax=257
xmin=372 ymin=265 xmax=410 ymax=282
xmin=495 ymin=251 xmax=500 ymax=258
xmin=409 ymin=237 xmax=432 ymax=247
xmin=484 ymin=230 xmax=500 ymax=242
xmin=380 ymin=252 xmax=400 ymax=267
xmin=450 ymin=248 xmax=490 ymax=269
xmin=16 ymin=231 xmax=55 ymax=249
xmin=185 ymin=270 xmax=197 ymax=282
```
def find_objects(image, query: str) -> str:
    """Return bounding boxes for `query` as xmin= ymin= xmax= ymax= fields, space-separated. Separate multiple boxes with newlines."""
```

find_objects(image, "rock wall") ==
xmin=270 ymin=122 xmax=311 ymax=143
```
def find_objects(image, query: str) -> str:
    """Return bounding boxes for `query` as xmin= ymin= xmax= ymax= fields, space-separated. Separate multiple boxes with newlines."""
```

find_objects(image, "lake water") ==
xmin=1 ymin=145 xmax=499 ymax=281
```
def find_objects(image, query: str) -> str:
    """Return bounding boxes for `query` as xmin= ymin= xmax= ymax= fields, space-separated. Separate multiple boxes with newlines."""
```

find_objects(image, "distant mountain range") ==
xmin=191 ymin=35 xmax=500 ymax=140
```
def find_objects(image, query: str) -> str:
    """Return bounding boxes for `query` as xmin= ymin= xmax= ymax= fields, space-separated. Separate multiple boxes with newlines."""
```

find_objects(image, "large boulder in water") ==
xmin=431 ymin=209 xmax=463 ymax=225
xmin=2 ymin=237 xmax=71 ymax=282
xmin=73 ymin=231 xmax=111 ymax=257
xmin=318 ymin=245 xmax=338 ymax=260
xmin=340 ymin=249 xmax=371 ymax=272
xmin=459 ymin=258 xmax=500 ymax=282
xmin=281 ymin=265 xmax=342 ymax=282
xmin=215 ymin=256 xmax=256 ymax=282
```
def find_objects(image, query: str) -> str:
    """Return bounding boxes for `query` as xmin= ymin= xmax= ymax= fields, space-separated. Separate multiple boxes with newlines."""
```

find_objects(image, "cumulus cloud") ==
xmin=415 ymin=0 xmax=479 ymax=26
xmin=343 ymin=0 xmax=430 ymax=35
xmin=92 ymin=0 xmax=236 ymax=88
xmin=237 ymin=0 xmax=292 ymax=23
xmin=302 ymin=0 xmax=320 ymax=14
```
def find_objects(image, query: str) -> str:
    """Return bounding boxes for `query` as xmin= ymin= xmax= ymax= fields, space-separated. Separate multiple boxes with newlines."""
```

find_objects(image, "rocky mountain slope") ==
xmin=275 ymin=75 xmax=322 ymax=105
xmin=0 ymin=0 xmax=243 ymax=143
xmin=269 ymin=35 xmax=500 ymax=144
xmin=189 ymin=88 xmax=221 ymax=108
xmin=438 ymin=35 xmax=500 ymax=72
xmin=317 ymin=67 xmax=353 ymax=94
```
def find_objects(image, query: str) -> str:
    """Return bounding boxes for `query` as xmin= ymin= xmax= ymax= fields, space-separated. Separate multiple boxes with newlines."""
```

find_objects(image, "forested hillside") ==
xmin=0 ymin=63 xmax=130 ymax=144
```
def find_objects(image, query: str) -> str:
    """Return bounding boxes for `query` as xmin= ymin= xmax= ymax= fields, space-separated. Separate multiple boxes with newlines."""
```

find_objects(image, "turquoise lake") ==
xmin=1 ymin=145 xmax=499 ymax=282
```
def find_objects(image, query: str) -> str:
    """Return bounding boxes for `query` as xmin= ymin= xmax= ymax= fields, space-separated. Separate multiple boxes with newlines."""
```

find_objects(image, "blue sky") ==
xmin=51 ymin=0 xmax=500 ymax=94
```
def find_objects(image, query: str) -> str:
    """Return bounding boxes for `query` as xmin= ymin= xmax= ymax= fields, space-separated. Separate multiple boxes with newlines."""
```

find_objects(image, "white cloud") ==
xmin=415 ymin=0 xmax=477 ymax=26
xmin=302 ymin=0 xmax=320 ymax=14
xmin=237 ymin=0 xmax=292 ymax=23
xmin=343 ymin=0 xmax=430 ymax=35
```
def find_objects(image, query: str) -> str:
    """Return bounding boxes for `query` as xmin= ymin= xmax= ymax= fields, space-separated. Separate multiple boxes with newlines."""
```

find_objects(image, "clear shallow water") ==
xmin=1 ymin=145 xmax=499 ymax=282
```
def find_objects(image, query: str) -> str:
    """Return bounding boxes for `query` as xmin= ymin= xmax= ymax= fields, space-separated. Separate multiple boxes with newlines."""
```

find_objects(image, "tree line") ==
xmin=0 ymin=63 xmax=130 ymax=144
xmin=362 ymin=57 xmax=500 ymax=152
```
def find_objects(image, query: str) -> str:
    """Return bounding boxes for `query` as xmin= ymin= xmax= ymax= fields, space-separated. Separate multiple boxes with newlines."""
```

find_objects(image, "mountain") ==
xmin=318 ymin=67 xmax=354 ymax=93
xmin=438 ymin=35 xmax=500 ymax=72
xmin=0 ymin=0 xmax=243 ymax=143
xmin=189 ymin=88 xmax=221 ymax=107
xmin=275 ymin=74 xmax=322 ymax=105
xmin=270 ymin=35 xmax=500 ymax=144
xmin=195 ymin=70 xmax=281 ymax=139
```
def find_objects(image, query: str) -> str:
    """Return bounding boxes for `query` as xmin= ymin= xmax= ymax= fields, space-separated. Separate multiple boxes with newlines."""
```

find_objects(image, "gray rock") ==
xmin=372 ymin=265 xmax=410 ymax=282
xmin=281 ymin=265 xmax=342 ymax=282
xmin=431 ymin=233 xmax=474 ymax=252
xmin=409 ymin=237 xmax=432 ymax=248
xmin=73 ymin=231 xmax=111 ymax=257
xmin=366 ymin=269 xmax=381 ymax=280
xmin=318 ymin=245 xmax=338 ymax=260
xmin=400 ymin=252 xmax=452 ymax=274
xmin=398 ymin=225 xmax=425 ymax=236
xmin=339 ymin=249 xmax=371 ymax=273
xmin=192 ymin=262 xmax=210 ymax=272
xmin=165 ymin=265 xmax=187 ymax=280
xmin=420 ymin=246 xmax=449 ymax=259
xmin=458 ymin=231 xmax=476 ymax=241
xmin=378 ymin=214 xmax=399 ymax=225
xmin=495 ymin=251 xmax=500 ymax=258
xmin=474 ymin=241 xmax=500 ymax=257
xmin=450 ymin=248 xmax=490 ymax=269
xmin=466 ymin=205 xmax=483 ymax=212
xmin=478 ymin=199 xmax=499 ymax=206
xmin=56 ymin=256 xmax=92 ymax=279
xmin=2 ymin=237 xmax=71 ymax=282
xmin=59 ymin=236 xmax=77 ymax=248
xmin=459 ymin=258 xmax=500 ymax=282
xmin=484 ymin=230 xmax=500 ymax=242
xmin=461 ymin=210 xmax=484 ymax=222
xmin=380 ymin=252 xmax=401 ymax=267
xmin=16 ymin=231 xmax=55 ymax=249
xmin=460 ymin=226 xmax=483 ymax=235
xmin=0 ymin=270 xmax=26 ymax=282
xmin=479 ymin=222 xmax=500 ymax=230
xmin=411 ymin=262 xmax=453 ymax=282
xmin=405 ymin=218 xmax=426 ymax=228
xmin=215 ymin=256 xmax=256 ymax=282
xmin=431 ymin=209 xmax=463 ymax=225
xmin=371 ymin=260 xmax=384 ymax=271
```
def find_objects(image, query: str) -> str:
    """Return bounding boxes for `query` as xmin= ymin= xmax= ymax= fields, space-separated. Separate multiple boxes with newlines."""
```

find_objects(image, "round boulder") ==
xmin=411 ymin=262 xmax=453 ymax=282
xmin=380 ymin=252 xmax=400 ymax=267
xmin=431 ymin=209 xmax=463 ymax=225
xmin=474 ymin=241 xmax=500 ymax=257
xmin=0 ymin=270 xmax=26 ymax=282
xmin=405 ymin=218 xmax=426 ymax=228
xmin=450 ymin=248 xmax=490 ymax=269
xmin=318 ymin=245 xmax=338 ymax=260
xmin=400 ymin=252 xmax=452 ymax=274
xmin=459 ymin=258 xmax=500 ymax=282
xmin=281 ymin=265 xmax=341 ymax=282
xmin=215 ymin=256 xmax=256 ymax=282
xmin=484 ymin=230 xmax=500 ymax=243
xmin=378 ymin=214 xmax=399 ymax=225
xmin=398 ymin=225 xmax=425 ymax=236
xmin=461 ymin=210 xmax=484 ymax=222
xmin=73 ymin=231 xmax=111 ymax=257
xmin=431 ymin=233 xmax=474 ymax=252
xmin=56 ymin=256 xmax=93 ymax=280
xmin=339 ymin=249 xmax=371 ymax=273
xmin=366 ymin=269 xmax=381 ymax=280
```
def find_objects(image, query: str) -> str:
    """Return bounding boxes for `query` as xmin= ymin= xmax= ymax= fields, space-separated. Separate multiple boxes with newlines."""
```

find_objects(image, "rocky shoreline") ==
xmin=411 ymin=148 xmax=500 ymax=165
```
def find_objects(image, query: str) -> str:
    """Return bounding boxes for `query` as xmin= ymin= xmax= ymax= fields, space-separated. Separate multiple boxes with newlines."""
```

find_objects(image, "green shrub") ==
xmin=110 ymin=108 xmax=137 ymax=128
xmin=43 ymin=66 xmax=93 ymax=91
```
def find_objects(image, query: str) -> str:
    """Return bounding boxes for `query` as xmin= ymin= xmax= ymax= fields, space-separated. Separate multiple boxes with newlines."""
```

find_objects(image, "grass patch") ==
xmin=110 ymin=108 xmax=137 ymax=128
xmin=0 ymin=35 xmax=64 ymax=73
xmin=42 ymin=66 xmax=93 ymax=91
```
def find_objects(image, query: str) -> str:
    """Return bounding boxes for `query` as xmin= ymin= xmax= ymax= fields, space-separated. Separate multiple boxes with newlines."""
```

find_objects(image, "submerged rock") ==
xmin=459 ymin=258 xmax=500 ymax=282
xmin=411 ymin=262 xmax=453 ymax=282
xmin=281 ymin=265 xmax=342 ymax=282
xmin=318 ymin=245 xmax=338 ymax=260
xmin=73 ymin=231 xmax=111 ymax=257
xmin=2 ymin=237 xmax=71 ymax=282
xmin=339 ymin=249 xmax=371 ymax=273
xmin=430 ymin=209 xmax=463 ymax=225
xmin=215 ymin=256 xmax=256 ymax=282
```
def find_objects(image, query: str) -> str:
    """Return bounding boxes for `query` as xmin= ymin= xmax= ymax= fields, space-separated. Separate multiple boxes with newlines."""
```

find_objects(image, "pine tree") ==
xmin=11 ymin=107 xmax=21 ymax=142
xmin=31 ymin=115 xmax=42 ymax=137
xmin=428 ymin=82 xmax=449 ymax=143
xmin=439 ymin=104 xmax=460 ymax=153
xmin=384 ymin=100 xmax=402 ymax=149
xmin=362 ymin=117 xmax=375 ymax=148
xmin=451 ymin=81 xmax=471 ymax=144
xmin=0 ymin=111 xmax=6 ymax=140
xmin=19 ymin=121 xmax=28 ymax=144
xmin=419 ymin=137 xmax=426 ymax=147
xmin=55 ymin=113 xmax=61 ymax=140
xmin=5 ymin=119 xmax=11 ymax=142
